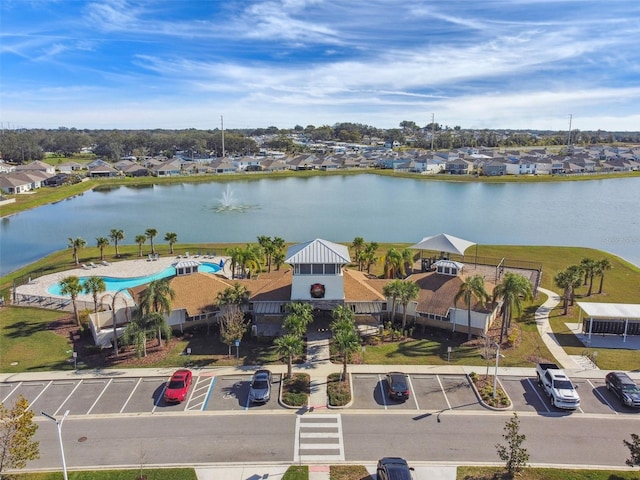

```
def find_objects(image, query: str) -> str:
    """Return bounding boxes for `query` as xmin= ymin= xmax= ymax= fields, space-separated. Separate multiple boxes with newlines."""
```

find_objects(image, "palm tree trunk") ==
xmin=287 ymin=355 xmax=293 ymax=378
xmin=467 ymin=304 xmax=472 ymax=340
xmin=598 ymin=275 xmax=605 ymax=294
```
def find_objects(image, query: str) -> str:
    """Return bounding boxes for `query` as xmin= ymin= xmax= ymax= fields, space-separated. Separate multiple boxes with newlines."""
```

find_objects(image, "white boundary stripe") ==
xmin=588 ymin=379 xmax=617 ymax=414
xmin=54 ymin=379 xmax=83 ymax=416
xmin=378 ymin=374 xmax=388 ymax=410
xmin=1 ymin=382 xmax=21 ymax=403
xmin=86 ymin=378 xmax=111 ymax=415
xmin=28 ymin=380 xmax=52 ymax=410
xmin=527 ymin=378 xmax=550 ymax=413
xmin=407 ymin=374 xmax=419 ymax=410
xmin=436 ymin=375 xmax=452 ymax=410
xmin=120 ymin=377 xmax=142 ymax=414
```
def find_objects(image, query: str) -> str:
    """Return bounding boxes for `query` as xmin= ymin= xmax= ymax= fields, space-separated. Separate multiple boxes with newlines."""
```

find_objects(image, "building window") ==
xmin=325 ymin=264 xmax=336 ymax=274
xmin=312 ymin=264 xmax=324 ymax=274
xmin=299 ymin=264 xmax=311 ymax=275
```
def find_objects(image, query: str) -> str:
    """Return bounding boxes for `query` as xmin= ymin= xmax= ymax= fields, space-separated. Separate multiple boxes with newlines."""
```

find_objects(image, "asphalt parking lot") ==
xmin=1 ymin=372 xmax=638 ymax=417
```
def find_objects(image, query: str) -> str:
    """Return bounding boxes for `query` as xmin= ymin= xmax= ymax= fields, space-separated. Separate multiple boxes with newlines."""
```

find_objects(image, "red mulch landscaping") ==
xmin=50 ymin=315 xmax=177 ymax=369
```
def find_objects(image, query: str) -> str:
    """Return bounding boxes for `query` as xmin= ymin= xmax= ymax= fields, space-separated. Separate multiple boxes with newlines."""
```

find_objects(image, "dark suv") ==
xmin=376 ymin=457 xmax=414 ymax=480
xmin=606 ymin=372 xmax=640 ymax=408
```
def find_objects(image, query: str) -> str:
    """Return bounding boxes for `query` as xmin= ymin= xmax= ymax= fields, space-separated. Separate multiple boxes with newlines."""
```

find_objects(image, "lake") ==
xmin=1 ymin=174 xmax=639 ymax=276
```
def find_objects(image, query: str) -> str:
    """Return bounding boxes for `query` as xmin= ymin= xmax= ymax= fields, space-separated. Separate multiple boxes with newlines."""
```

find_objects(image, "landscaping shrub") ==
xmin=281 ymin=373 xmax=309 ymax=407
xmin=327 ymin=372 xmax=351 ymax=406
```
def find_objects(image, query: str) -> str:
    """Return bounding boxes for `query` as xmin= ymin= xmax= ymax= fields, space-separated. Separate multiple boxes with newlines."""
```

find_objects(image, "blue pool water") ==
xmin=48 ymin=262 xmax=221 ymax=296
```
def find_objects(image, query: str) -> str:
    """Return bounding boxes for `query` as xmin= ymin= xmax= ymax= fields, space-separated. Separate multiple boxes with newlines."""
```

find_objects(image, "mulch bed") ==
xmin=49 ymin=315 xmax=177 ymax=369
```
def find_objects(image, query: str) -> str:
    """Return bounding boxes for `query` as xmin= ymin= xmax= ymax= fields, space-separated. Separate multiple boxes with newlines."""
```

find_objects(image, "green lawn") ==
xmin=457 ymin=466 xmax=640 ymax=479
xmin=10 ymin=468 xmax=198 ymax=479
xmin=0 ymin=307 xmax=74 ymax=372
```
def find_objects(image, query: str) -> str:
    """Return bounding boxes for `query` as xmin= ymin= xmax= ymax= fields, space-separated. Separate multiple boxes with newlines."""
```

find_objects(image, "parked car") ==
xmin=376 ymin=457 xmax=414 ymax=480
xmin=248 ymin=369 xmax=272 ymax=403
xmin=385 ymin=372 xmax=410 ymax=401
xmin=163 ymin=369 xmax=193 ymax=403
xmin=606 ymin=371 xmax=640 ymax=408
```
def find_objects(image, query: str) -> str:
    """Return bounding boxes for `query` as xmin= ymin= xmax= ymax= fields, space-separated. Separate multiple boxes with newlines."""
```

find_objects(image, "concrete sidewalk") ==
xmin=194 ymin=463 xmax=458 ymax=480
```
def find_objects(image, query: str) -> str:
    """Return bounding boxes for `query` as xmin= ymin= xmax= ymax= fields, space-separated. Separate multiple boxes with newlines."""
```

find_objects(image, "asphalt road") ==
xmin=30 ymin=411 xmax=635 ymax=470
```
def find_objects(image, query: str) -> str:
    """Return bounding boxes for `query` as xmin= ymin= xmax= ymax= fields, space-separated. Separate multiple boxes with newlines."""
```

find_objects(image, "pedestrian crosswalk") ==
xmin=294 ymin=413 xmax=344 ymax=462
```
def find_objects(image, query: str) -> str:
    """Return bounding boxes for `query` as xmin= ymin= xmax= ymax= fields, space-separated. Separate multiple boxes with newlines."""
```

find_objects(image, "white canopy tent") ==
xmin=577 ymin=302 xmax=640 ymax=343
xmin=410 ymin=233 xmax=476 ymax=256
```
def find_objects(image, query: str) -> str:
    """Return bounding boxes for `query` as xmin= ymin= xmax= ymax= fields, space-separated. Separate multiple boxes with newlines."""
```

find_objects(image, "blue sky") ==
xmin=2 ymin=0 xmax=640 ymax=131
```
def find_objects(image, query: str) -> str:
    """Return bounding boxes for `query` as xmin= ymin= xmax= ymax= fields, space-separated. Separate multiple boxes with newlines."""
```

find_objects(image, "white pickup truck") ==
xmin=536 ymin=363 xmax=580 ymax=410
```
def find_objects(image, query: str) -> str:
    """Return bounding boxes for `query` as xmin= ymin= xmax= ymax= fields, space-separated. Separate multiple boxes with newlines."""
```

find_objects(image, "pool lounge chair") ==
xmin=82 ymin=264 xmax=92 ymax=270
xmin=89 ymin=262 xmax=98 ymax=268
xmin=102 ymin=260 xmax=111 ymax=266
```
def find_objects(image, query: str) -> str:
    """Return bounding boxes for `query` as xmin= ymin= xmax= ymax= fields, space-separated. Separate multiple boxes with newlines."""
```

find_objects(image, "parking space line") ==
xmin=407 ymin=375 xmax=419 ymax=410
xmin=436 ymin=375 xmax=452 ymax=410
xmin=587 ymin=379 xmax=617 ymax=413
xmin=87 ymin=379 xmax=112 ymax=415
xmin=527 ymin=378 xmax=550 ymax=413
xmin=378 ymin=374 xmax=388 ymax=410
xmin=28 ymin=380 xmax=52 ymax=410
xmin=55 ymin=380 xmax=83 ymax=416
xmin=202 ymin=376 xmax=217 ymax=411
xmin=1 ymin=382 xmax=21 ymax=403
xmin=153 ymin=378 xmax=169 ymax=413
xmin=120 ymin=378 xmax=142 ymax=414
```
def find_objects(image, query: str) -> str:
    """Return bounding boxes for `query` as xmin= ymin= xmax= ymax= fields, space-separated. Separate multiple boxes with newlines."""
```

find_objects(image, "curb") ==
xmin=467 ymin=373 xmax=513 ymax=411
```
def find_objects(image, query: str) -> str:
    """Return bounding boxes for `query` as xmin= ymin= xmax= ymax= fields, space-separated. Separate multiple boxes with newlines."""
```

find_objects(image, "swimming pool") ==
xmin=47 ymin=262 xmax=221 ymax=296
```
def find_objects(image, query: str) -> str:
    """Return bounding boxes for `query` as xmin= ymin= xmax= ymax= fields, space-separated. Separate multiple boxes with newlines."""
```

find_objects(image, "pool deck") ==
xmin=13 ymin=254 xmax=232 ymax=307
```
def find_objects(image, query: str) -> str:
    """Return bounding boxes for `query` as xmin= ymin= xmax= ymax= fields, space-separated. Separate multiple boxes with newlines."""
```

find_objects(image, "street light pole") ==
xmin=41 ymin=410 xmax=70 ymax=480
xmin=493 ymin=342 xmax=504 ymax=400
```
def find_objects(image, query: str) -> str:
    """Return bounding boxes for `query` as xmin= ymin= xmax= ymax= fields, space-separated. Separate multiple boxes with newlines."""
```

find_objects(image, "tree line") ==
xmin=2 ymin=123 xmax=639 ymax=164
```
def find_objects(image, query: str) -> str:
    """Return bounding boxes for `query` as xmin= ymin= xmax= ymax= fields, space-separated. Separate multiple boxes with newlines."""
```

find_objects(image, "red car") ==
xmin=163 ymin=369 xmax=193 ymax=403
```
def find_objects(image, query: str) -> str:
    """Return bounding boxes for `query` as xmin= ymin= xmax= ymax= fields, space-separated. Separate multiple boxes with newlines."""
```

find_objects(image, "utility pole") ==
xmin=430 ymin=113 xmax=435 ymax=151
xmin=221 ymin=115 xmax=225 ymax=159
xmin=567 ymin=114 xmax=573 ymax=148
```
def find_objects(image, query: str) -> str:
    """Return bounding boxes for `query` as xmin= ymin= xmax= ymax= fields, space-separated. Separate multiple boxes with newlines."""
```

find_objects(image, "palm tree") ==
xmin=580 ymin=257 xmax=597 ymax=295
xmin=596 ymin=258 xmax=612 ymax=294
xmin=100 ymin=288 xmax=131 ymax=358
xmin=238 ymin=244 xmax=262 ymax=278
xmin=109 ymin=229 xmax=124 ymax=257
xmin=554 ymin=267 xmax=582 ymax=315
xmin=331 ymin=306 xmax=360 ymax=379
xmin=83 ymin=276 xmax=106 ymax=313
xmin=164 ymin=232 xmax=178 ymax=254
xmin=145 ymin=228 xmax=158 ymax=255
xmin=274 ymin=334 xmax=304 ymax=379
xmin=123 ymin=309 xmax=155 ymax=358
xmin=351 ymin=237 xmax=365 ymax=270
xmin=135 ymin=234 xmax=146 ymax=257
xmin=383 ymin=279 xmax=404 ymax=323
xmin=226 ymin=246 xmax=243 ymax=279
xmin=283 ymin=302 xmax=313 ymax=338
xmin=400 ymin=247 xmax=414 ymax=277
xmin=383 ymin=248 xmax=404 ymax=279
xmin=216 ymin=283 xmax=251 ymax=313
xmin=257 ymin=236 xmax=275 ymax=272
xmin=493 ymin=273 xmax=533 ymax=345
xmin=138 ymin=279 xmax=175 ymax=347
xmin=397 ymin=281 xmax=420 ymax=330
xmin=361 ymin=242 xmax=379 ymax=274
xmin=454 ymin=274 xmax=489 ymax=340
xmin=566 ymin=265 xmax=583 ymax=305
xmin=96 ymin=237 xmax=109 ymax=261
xmin=68 ymin=237 xmax=86 ymax=265
xmin=59 ymin=276 xmax=83 ymax=325
xmin=273 ymin=251 xmax=286 ymax=271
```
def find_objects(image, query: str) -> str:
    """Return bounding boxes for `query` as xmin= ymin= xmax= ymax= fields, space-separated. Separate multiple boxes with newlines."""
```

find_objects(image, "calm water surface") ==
xmin=1 ymin=175 xmax=638 ymax=276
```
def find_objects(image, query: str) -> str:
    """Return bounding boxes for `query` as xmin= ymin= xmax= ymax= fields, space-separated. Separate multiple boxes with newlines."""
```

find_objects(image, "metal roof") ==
xmin=577 ymin=302 xmax=640 ymax=319
xmin=285 ymin=238 xmax=351 ymax=264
